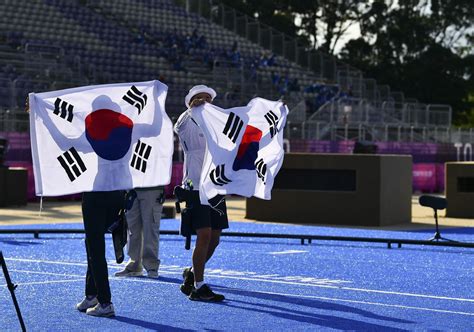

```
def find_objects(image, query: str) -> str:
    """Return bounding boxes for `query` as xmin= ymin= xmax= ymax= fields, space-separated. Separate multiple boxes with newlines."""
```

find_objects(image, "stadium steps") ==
xmin=88 ymin=0 xmax=303 ymax=108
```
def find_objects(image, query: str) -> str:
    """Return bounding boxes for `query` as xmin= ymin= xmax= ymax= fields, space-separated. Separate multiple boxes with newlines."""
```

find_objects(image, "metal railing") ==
xmin=178 ymin=0 xmax=340 ymax=80
xmin=0 ymin=0 xmax=468 ymax=142
xmin=177 ymin=0 xmax=416 ymax=107
xmin=0 ymin=110 xmax=29 ymax=132
xmin=174 ymin=1 xmax=463 ymax=138
xmin=285 ymin=122 xmax=474 ymax=143
xmin=1 ymin=228 xmax=472 ymax=249
xmin=3 ymin=107 xmax=468 ymax=142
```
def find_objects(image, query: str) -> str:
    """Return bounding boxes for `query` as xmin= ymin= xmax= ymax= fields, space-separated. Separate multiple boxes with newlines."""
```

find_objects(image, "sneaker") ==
xmin=86 ymin=302 xmax=115 ymax=317
xmin=76 ymin=296 xmax=98 ymax=312
xmin=180 ymin=267 xmax=194 ymax=296
xmin=114 ymin=268 xmax=143 ymax=277
xmin=147 ymin=270 xmax=159 ymax=279
xmin=189 ymin=284 xmax=225 ymax=302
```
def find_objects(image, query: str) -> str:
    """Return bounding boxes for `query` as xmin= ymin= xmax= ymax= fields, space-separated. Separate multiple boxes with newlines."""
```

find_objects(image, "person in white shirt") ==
xmin=174 ymin=85 xmax=227 ymax=302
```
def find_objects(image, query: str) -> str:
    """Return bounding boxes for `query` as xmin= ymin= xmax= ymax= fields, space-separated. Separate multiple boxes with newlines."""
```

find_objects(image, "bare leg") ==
xmin=192 ymin=227 xmax=211 ymax=283
xmin=188 ymin=228 xmax=226 ymax=302
xmin=206 ymin=229 xmax=221 ymax=261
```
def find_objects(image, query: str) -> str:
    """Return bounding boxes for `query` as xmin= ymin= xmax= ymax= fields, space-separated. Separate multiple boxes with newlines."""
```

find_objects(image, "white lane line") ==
xmin=269 ymin=250 xmax=308 ymax=255
xmin=213 ymin=287 xmax=474 ymax=316
xmin=8 ymin=269 xmax=84 ymax=278
xmin=6 ymin=257 xmax=88 ymax=267
xmin=248 ymin=274 xmax=280 ymax=278
xmin=6 ymin=257 xmax=474 ymax=303
xmin=204 ymin=274 xmax=474 ymax=303
xmin=18 ymin=279 xmax=84 ymax=286
xmin=3 ymin=270 xmax=471 ymax=317
xmin=0 ymin=279 xmax=85 ymax=287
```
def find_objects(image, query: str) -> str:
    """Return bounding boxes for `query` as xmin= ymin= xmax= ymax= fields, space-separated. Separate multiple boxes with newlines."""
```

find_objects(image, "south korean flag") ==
xmin=29 ymin=80 xmax=173 ymax=196
xmin=191 ymin=97 xmax=288 ymax=205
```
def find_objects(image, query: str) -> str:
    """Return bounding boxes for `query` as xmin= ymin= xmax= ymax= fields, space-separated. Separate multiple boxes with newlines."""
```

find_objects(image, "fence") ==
xmin=176 ymin=0 xmax=459 ymax=137
xmin=284 ymin=120 xmax=474 ymax=144
xmin=2 ymin=115 xmax=470 ymax=145
xmin=178 ymin=0 xmax=341 ymax=81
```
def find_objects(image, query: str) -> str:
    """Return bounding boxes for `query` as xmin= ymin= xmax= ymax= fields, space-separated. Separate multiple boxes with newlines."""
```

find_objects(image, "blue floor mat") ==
xmin=1 ymin=220 xmax=473 ymax=330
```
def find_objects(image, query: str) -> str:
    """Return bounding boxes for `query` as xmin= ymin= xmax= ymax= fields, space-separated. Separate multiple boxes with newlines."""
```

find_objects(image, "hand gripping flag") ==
xmin=191 ymin=97 xmax=288 ymax=205
xmin=29 ymin=80 xmax=173 ymax=196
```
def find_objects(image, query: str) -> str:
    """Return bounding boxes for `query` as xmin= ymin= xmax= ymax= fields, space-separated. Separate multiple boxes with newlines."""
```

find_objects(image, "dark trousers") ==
xmin=82 ymin=191 xmax=124 ymax=304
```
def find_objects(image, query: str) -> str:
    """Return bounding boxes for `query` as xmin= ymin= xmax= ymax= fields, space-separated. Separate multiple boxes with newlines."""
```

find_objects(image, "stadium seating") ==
xmin=0 ymin=0 xmax=455 ymax=141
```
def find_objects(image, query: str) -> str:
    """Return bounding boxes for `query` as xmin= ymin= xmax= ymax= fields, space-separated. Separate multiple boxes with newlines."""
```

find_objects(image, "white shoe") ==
xmin=114 ymin=268 xmax=143 ymax=277
xmin=86 ymin=303 xmax=115 ymax=317
xmin=147 ymin=270 xmax=159 ymax=279
xmin=76 ymin=296 xmax=98 ymax=312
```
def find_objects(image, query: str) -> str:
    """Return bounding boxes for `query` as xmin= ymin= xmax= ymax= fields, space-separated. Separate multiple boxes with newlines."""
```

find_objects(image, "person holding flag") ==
xmin=174 ymin=85 xmax=227 ymax=302
xmin=25 ymin=97 xmax=122 ymax=317
xmin=27 ymin=80 xmax=173 ymax=316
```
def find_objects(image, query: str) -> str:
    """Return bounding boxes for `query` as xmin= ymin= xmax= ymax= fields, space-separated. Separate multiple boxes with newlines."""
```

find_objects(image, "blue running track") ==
xmin=1 ymin=219 xmax=473 ymax=331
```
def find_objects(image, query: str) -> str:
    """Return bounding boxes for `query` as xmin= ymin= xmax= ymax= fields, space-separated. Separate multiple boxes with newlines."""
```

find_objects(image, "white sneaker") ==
xmin=114 ymin=268 xmax=143 ymax=277
xmin=76 ymin=296 xmax=98 ymax=312
xmin=86 ymin=303 xmax=115 ymax=317
xmin=147 ymin=270 xmax=159 ymax=279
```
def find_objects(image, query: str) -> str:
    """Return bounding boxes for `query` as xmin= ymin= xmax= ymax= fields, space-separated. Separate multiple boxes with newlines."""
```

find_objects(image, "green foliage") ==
xmin=339 ymin=0 xmax=473 ymax=121
xmin=219 ymin=0 xmax=473 ymax=123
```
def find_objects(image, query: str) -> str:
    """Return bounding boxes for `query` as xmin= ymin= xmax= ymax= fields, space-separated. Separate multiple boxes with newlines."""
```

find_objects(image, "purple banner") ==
xmin=3 ymin=133 xmax=472 ymax=197
xmin=287 ymin=139 xmax=468 ymax=163
xmin=0 ymin=132 xmax=32 ymax=162
xmin=412 ymin=163 xmax=437 ymax=193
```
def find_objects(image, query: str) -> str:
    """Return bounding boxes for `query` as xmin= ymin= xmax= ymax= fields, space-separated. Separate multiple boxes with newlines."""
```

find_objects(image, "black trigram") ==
xmin=57 ymin=147 xmax=86 ymax=182
xmin=122 ymin=85 xmax=148 ymax=113
xmin=210 ymin=164 xmax=232 ymax=186
xmin=222 ymin=112 xmax=244 ymax=143
xmin=264 ymin=110 xmax=279 ymax=138
xmin=53 ymin=98 xmax=74 ymax=122
xmin=130 ymin=140 xmax=152 ymax=173
xmin=255 ymin=158 xmax=267 ymax=183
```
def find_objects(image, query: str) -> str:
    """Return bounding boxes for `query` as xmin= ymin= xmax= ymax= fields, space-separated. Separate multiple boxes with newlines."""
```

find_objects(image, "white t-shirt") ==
xmin=174 ymin=110 xmax=206 ymax=191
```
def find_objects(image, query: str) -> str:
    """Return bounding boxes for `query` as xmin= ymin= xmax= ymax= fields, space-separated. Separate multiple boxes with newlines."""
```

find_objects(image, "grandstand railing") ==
xmin=0 ymin=0 xmax=467 ymax=143
xmin=362 ymin=78 xmax=377 ymax=100
xmin=304 ymin=96 xmax=452 ymax=125
xmin=178 ymin=0 xmax=414 ymax=109
xmin=287 ymin=100 xmax=306 ymax=123
xmin=427 ymin=104 xmax=452 ymax=127
xmin=0 ymin=39 xmax=91 ymax=110
xmin=336 ymin=69 xmax=363 ymax=98
xmin=0 ymin=78 xmax=15 ymax=109
xmin=178 ymin=0 xmax=342 ymax=81
xmin=1 ymin=108 xmax=472 ymax=143
xmin=86 ymin=0 xmax=455 ymax=135
xmin=2 ymin=228 xmax=473 ymax=249
xmin=293 ymin=122 xmax=457 ymax=143
xmin=0 ymin=110 xmax=29 ymax=132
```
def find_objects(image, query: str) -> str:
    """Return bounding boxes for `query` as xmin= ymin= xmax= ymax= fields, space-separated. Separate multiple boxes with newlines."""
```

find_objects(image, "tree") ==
xmin=287 ymin=0 xmax=372 ymax=54
xmin=219 ymin=0 xmax=302 ymax=44
xmin=218 ymin=0 xmax=473 ymax=123
xmin=221 ymin=0 xmax=374 ymax=55
xmin=339 ymin=0 xmax=473 ymax=120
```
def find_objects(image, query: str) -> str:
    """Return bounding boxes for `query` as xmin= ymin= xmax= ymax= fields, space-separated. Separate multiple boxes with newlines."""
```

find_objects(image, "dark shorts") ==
xmin=185 ymin=191 xmax=229 ymax=230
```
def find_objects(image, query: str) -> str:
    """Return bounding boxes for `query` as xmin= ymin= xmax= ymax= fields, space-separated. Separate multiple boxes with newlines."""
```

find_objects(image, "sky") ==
xmin=294 ymin=15 xmax=362 ymax=55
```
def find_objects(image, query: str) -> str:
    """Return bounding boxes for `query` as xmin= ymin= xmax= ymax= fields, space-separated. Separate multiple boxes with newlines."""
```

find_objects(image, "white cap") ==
xmin=185 ymin=85 xmax=217 ymax=108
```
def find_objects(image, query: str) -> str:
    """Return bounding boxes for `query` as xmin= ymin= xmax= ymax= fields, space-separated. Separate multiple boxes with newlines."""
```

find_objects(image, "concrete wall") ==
xmin=0 ymin=167 xmax=28 ymax=206
xmin=446 ymin=162 xmax=474 ymax=218
xmin=246 ymin=153 xmax=412 ymax=226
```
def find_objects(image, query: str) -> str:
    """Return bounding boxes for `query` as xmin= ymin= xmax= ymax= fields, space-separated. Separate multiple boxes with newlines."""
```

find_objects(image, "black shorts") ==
xmin=185 ymin=191 xmax=229 ymax=230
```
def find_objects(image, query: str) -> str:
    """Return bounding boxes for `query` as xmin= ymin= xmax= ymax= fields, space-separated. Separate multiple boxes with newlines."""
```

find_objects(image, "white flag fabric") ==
xmin=191 ymin=97 xmax=288 ymax=205
xmin=29 ymin=80 xmax=173 ymax=196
